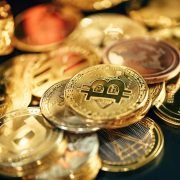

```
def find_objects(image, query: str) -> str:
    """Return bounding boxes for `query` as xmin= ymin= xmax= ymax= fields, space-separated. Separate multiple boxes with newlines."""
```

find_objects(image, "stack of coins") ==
xmin=0 ymin=0 xmax=180 ymax=178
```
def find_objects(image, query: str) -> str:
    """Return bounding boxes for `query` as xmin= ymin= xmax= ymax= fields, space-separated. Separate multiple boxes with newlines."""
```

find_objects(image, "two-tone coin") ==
xmin=64 ymin=64 xmax=149 ymax=127
xmin=98 ymin=117 xmax=164 ymax=172
xmin=30 ymin=42 xmax=100 ymax=98
xmin=40 ymin=80 xmax=99 ymax=133
xmin=154 ymin=74 xmax=180 ymax=126
xmin=70 ymin=14 xmax=147 ymax=55
xmin=13 ymin=3 xmax=82 ymax=52
xmin=35 ymin=133 xmax=100 ymax=179
xmin=103 ymin=38 xmax=180 ymax=84
xmin=0 ymin=107 xmax=66 ymax=177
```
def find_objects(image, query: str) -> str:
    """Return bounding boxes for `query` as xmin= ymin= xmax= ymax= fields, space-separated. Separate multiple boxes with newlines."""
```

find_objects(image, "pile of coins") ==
xmin=0 ymin=0 xmax=179 ymax=179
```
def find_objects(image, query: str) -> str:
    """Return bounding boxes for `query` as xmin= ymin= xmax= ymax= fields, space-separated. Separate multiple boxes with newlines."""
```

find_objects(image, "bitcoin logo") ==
xmin=81 ymin=78 xmax=131 ymax=103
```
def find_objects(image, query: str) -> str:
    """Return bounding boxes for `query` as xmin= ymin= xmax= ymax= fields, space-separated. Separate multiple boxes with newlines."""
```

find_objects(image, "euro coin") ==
xmin=64 ymin=64 xmax=149 ymax=123
xmin=40 ymin=80 xmax=99 ymax=133
xmin=98 ymin=117 xmax=164 ymax=172
xmin=103 ymin=38 xmax=180 ymax=84
xmin=13 ymin=3 xmax=82 ymax=52
xmin=0 ymin=107 xmax=66 ymax=177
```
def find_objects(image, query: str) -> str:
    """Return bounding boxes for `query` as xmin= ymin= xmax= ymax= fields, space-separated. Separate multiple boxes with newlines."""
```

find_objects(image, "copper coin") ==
xmin=14 ymin=3 xmax=82 ymax=52
xmin=103 ymin=38 xmax=180 ymax=84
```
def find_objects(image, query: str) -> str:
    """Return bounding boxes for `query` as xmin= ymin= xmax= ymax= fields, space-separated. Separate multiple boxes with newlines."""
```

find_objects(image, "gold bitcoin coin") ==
xmin=129 ymin=0 xmax=180 ymax=28
xmin=70 ymin=14 xmax=147 ymax=55
xmin=0 ymin=107 xmax=66 ymax=177
xmin=154 ymin=74 xmax=180 ymax=126
xmin=35 ymin=133 xmax=100 ymax=179
xmin=30 ymin=42 xmax=100 ymax=98
xmin=64 ymin=64 xmax=149 ymax=124
xmin=55 ymin=0 xmax=128 ymax=11
xmin=98 ymin=117 xmax=164 ymax=172
xmin=0 ymin=1 xmax=14 ymax=55
xmin=40 ymin=80 xmax=100 ymax=133
xmin=149 ymin=82 xmax=166 ymax=106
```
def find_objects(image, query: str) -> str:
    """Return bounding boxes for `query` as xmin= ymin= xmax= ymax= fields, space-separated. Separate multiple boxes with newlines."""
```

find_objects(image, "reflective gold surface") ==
xmin=0 ymin=1 xmax=14 ymax=55
xmin=35 ymin=133 xmax=100 ymax=179
xmin=70 ymin=14 xmax=147 ymax=55
xmin=0 ymin=107 xmax=66 ymax=177
xmin=40 ymin=80 xmax=100 ymax=133
xmin=129 ymin=0 xmax=180 ymax=28
xmin=65 ymin=64 xmax=149 ymax=124
xmin=154 ymin=74 xmax=180 ymax=126
xmin=55 ymin=0 xmax=128 ymax=11
xmin=99 ymin=117 xmax=164 ymax=172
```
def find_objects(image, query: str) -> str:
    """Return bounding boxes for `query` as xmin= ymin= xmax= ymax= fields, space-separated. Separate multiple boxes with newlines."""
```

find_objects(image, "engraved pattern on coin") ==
xmin=98 ymin=118 xmax=164 ymax=171
xmin=65 ymin=64 xmax=148 ymax=121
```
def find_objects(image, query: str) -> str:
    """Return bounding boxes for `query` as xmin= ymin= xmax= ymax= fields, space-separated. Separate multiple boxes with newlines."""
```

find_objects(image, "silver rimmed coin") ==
xmin=40 ymin=80 xmax=99 ymax=133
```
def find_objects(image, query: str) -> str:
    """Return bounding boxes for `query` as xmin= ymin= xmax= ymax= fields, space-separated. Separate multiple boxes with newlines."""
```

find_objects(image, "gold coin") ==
xmin=13 ymin=3 xmax=82 ymax=52
xmin=30 ymin=42 xmax=99 ymax=98
xmin=129 ymin=0 xmax=180 ymax=28
xmin=149 ymin=82 xmax=166 ymax=106
xmin=64 ymin=64 xmax=149 ymax=123
xmin=40 ymin=80 xmax=100 ymax=133
xmin=55 ymin=0 xmax=128 ymax=11
xmin=0 ymin=55 xmax=32 ymax=113
xmin=154 ymin=74 xmax=180 ymax=126
xmin=0 ymin=107 xmax=66 ymax=177
xmin=0 ymin=1 xmax=14 ymax=55
xmin=70 ymin=14 xmax=147 ymax=56
xmin=35 ymin=133 xmax=100 ymax=179
xmin=150 ymin=26 xmax=180 ymax=49
xmin=98 ymin=117 xmax=164 ymax=172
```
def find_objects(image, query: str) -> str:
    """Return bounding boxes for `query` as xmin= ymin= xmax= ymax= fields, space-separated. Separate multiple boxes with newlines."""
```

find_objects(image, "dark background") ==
xmin=1 ymin=0 xmax=180 ymax=179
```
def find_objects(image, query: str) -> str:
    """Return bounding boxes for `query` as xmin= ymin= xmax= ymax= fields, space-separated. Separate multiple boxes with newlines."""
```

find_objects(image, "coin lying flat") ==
xmin=98 ymin=117 xmax=164 ymax=172
xmin=154 ymin=74 xmax=180 ymax=126
xmin=70 ymin=14 xmax=147 ymax=55
xmin=0 ymin=1 xmax=14 ymax=55
xmin=103 ymin=38 xmax=180 ymax=84
xmin=55 ymin=0 xmax=128 ymax=11
xmin=14 ymin=3 xmax=82 ymax=52
xmin=40 ymin=80 xmax=99 ymax=133
xmin=30 ymin=43 xmax=99 ymax=98
xmin=35 ymin=133 xmax=100 ymax=179
xmin=65 ymin=64 xmax=149 ymax=124
xmin=0 ymin=107 xmax=66 ymax=177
